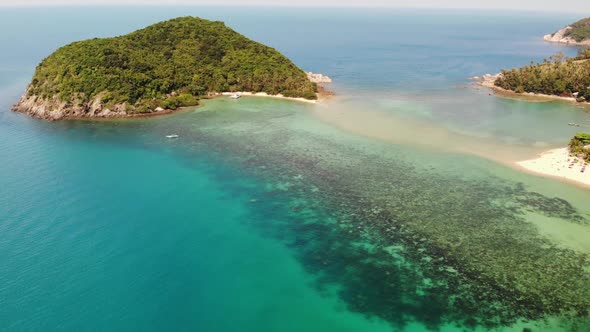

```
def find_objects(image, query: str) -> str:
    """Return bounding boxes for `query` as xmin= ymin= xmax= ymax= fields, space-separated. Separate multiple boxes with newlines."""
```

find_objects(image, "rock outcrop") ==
xmin=544 ymin=26 xmax=590 ymax=46
xmin=472 ymin=73 xmax=502 ymax=89
xmin=12 ymin=89 xmax=129 ymax=121
xmin=307 ymin=72 xmax=332 ymax=84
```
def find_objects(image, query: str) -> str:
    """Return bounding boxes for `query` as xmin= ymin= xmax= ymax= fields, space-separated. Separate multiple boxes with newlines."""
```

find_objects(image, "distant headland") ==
xmin=544 ymin=17 xmax=590 ymax=46
xmin=13 ymin=17 xmax=331 ymax=121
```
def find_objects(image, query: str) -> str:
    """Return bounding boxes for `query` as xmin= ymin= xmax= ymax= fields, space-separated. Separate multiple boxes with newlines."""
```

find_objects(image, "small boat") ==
xmin=166 ymin=134 xmax=179 ymax=139
xmin=229 ymin=93 xmax=241 ymax=99
xmin=568 ymin=123 xmax=580 ymax=127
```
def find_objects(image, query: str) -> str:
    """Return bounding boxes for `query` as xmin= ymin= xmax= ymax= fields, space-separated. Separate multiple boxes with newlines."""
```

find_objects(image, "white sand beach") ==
xmin=517 ymin=148 xmax=590 ymax=188
xmin=221 ymin=92 xmax=317 ymax=104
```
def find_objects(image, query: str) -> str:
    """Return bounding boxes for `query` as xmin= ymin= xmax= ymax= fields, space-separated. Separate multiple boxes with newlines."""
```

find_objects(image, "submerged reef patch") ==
xmin=86 ymin=104 xmax=590 ymax=330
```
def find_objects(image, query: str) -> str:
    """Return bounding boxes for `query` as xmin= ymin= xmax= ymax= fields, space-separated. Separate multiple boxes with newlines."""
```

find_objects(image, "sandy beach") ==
xmin=517 ymin=148 xmax=590 ymax=188
xmin=221 ymin=92 xmax=318 ymax=104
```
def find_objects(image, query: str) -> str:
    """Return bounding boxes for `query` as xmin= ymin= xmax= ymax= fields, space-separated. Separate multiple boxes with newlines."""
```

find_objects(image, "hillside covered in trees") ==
xmin=494 ymin=50 xmax=590 ymax=101
xmin=544 ymin=17 xmax=590 ymax=45
xmin=15 ymin=17 xmax=317 ymax=119
xmin=566 ymin=17 xmax=590 ymax=42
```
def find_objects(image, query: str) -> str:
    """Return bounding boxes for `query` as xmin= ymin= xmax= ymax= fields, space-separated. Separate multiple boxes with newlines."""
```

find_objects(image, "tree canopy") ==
xmin=29 ymin=17 xmax=317 ymax=113
xmin=569 ymin=133 xmax=590 ymax=162
xmin=495 ymin=50 xmax=590 ymax=100
xmin=566 ymin=17 xmax=590 ymax=42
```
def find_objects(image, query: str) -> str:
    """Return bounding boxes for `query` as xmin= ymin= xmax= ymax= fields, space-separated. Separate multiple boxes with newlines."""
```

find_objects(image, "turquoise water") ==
xmin=2 ymin=7 xmax=590 ymax=332
xmin=0 ymin=113 xmax=396 ymax=331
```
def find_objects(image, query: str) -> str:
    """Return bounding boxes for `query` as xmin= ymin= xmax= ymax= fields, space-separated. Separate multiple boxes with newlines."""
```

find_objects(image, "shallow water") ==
xmin=1 ymin=6 xmax=590 ymax=332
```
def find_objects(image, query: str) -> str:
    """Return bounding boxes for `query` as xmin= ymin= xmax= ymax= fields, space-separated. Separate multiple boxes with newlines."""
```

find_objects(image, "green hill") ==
xmin=15 ymin=17 xmax=317 ymax=119
xmin=544 ymin=17 xmax=590 ymax=45
xmin=567 ymin=17 xmax=590 ymax=42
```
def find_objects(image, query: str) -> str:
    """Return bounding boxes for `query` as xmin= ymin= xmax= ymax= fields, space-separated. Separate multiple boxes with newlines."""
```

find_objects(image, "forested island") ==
xmin=13 ymin=17 xmax=319 ymax=120
xmin=544 ymin=17 xmax=590 ymax=46
xmin=486 ymin=49 xmax=590 ymax=102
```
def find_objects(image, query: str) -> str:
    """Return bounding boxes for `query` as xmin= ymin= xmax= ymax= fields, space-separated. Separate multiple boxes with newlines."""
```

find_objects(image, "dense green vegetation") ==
xmin=569 ymin=133 xmax=590 ymax=162
xmin=565 ymin=17 xmax=590 ymax=42
xmin=29 ymin=17 xmax=317 ymax=113
xmin=495 ymin=50 xmax=590 ymax=100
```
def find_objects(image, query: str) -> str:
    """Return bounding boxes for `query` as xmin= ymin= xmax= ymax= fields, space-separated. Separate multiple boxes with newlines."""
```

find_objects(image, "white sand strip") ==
xmin=517 ymin=148 xmax=590 ymax=188
xmin=221 ymin=92 xmax=317 ymax=104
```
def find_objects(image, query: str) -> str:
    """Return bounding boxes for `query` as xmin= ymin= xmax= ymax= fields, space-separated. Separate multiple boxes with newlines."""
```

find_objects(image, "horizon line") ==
xmin=0 ymin=3 xmax=583 ymax=14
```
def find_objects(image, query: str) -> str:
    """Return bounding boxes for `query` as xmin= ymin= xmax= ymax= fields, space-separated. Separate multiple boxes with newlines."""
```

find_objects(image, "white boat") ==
xmin=229 ymin=93 xmax=241 ymax=99
xmin=166 ymin=134 xmax=179 ymax=139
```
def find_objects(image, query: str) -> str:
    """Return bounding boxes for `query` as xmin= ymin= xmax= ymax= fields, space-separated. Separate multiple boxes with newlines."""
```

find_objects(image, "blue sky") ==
xmin=0 ymin=0 xmax=588 ymax=12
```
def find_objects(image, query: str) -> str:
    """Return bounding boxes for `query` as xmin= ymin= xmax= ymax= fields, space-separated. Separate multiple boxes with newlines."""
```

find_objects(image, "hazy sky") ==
xmin=0 ymin=0 xmax=588 ymax=12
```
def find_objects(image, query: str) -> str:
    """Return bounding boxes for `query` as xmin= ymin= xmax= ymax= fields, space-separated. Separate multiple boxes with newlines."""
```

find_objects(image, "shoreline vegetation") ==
xmin=14 ymin=85 xmax=333 ymax=121
xmin=474 ymin=73 xmax=590 ymax=106
xmin=12 ymin=17 xmax=331 ymax=121
xmin=216 ymin=72 xmax=334 ymax=105
xmin=474 ymin=49 xmax=590 ymax=107
xmin=476 ymin=17 xmax=590 ymax=105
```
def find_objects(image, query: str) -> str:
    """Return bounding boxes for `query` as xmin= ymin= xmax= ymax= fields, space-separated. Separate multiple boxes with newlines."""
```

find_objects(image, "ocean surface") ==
xmin=1 ymin=7 xmax=590 ymax=332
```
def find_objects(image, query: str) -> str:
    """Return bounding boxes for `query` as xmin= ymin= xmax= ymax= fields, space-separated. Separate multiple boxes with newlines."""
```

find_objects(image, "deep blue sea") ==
xmin=1 ymin=7 xmax=590 ymax=332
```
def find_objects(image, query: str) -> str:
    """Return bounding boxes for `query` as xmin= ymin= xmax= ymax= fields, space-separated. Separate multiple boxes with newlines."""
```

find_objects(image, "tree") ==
xmin=27 ymin=16 xmax=318 ymax=114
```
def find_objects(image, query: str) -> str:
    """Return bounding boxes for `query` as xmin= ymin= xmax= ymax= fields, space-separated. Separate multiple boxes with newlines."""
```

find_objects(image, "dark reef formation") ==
xmin=121 ymin=103 xmax=590 ymax=331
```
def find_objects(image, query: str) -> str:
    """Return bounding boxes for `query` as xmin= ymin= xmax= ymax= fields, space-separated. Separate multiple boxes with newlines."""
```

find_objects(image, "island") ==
xmin=477 ymin=49 xmax=590 ymax=104
xmin=544 ymin=17 xmax=590 ymax=46
xmin=12 ymin=17 xmax=324 ymax=120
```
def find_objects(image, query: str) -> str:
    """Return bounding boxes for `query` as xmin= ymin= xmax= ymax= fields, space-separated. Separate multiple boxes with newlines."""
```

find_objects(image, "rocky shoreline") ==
xmin=543 ymin=26 xmax=590 ymax=46
xmin=12 ymin=89 xmax=132 ymax=121
xmin=307 ymin=72 xmax=332 ymax=84
xmin=13 ymin=72 xmax=333 ymax=121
